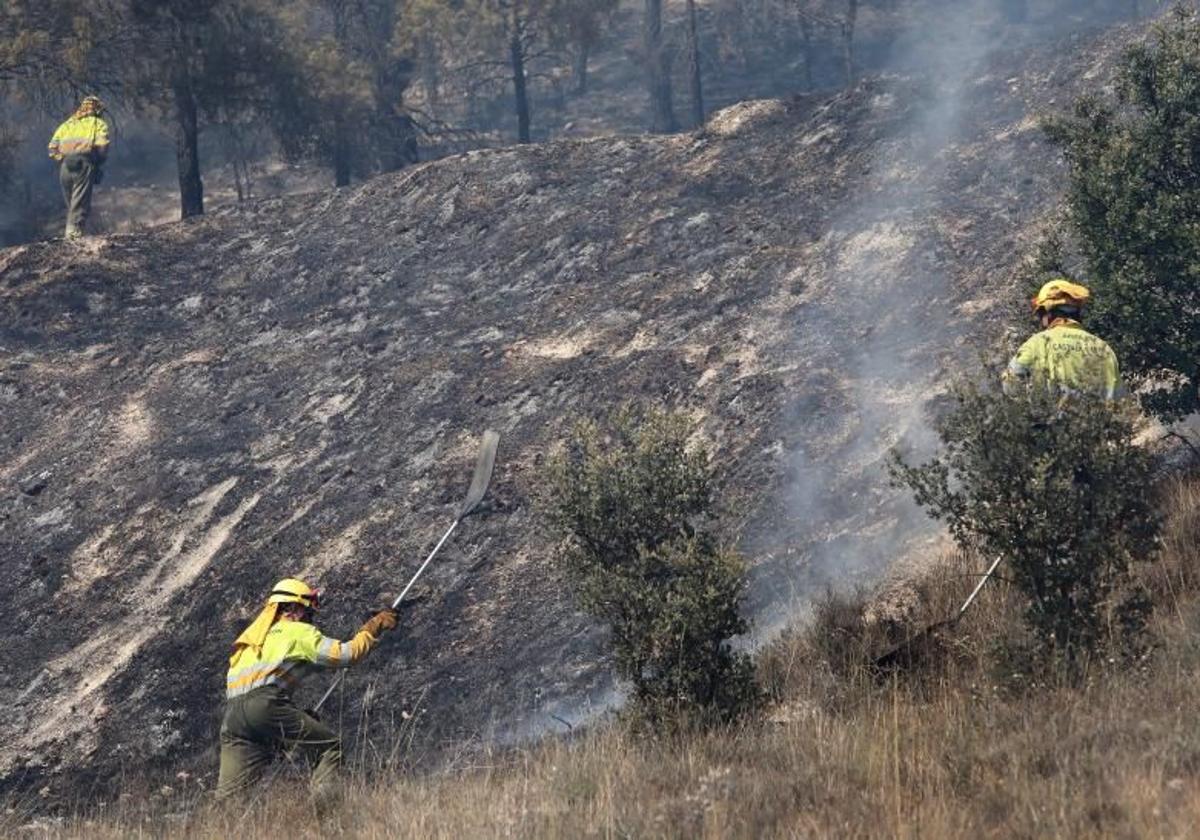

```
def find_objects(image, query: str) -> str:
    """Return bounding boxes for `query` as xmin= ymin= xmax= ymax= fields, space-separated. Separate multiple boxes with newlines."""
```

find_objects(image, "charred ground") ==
xmin=0 ymin=17 xmax=1148 ymax=800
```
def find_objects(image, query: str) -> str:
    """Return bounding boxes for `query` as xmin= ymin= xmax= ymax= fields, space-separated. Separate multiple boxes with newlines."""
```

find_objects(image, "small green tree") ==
xmin=1044 ymin=6 xmax=1200 ymax=421
xmin=542 ymin=407 xmax=760 ymax=726
xmin=890 ymin=381 xmax=1160 ymax=662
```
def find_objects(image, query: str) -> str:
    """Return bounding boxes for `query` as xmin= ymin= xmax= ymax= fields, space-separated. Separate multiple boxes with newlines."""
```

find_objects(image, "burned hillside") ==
xmin=0 ymin=17 xmax=1147 ymax=797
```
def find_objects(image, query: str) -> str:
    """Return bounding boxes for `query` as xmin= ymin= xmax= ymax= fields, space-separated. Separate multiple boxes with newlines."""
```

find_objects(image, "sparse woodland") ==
xmin=0 ymin=0 xmax=1149 ymax=242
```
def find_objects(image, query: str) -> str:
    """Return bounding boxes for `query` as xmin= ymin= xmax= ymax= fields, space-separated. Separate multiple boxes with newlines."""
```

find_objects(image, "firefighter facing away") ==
xmin=46 ymin=96 xmax=111 ymax=239
xmin=216 ymin=578 xmax=398 ymax=800
xmin=1003 ymin=278 xmax=1123 ymax=399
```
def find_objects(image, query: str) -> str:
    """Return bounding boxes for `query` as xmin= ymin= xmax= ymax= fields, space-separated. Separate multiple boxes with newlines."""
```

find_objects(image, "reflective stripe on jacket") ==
xmin=225 ymin=619 xmax=380 ymax=699
xmin=1003 ymin=322 xmax=1123 ymax=399
xmin=48 ymin=115 xmax=110 ymax=161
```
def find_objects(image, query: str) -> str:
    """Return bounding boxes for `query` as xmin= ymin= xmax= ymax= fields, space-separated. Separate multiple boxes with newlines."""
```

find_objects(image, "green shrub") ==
xmin=1043 ymin=6 xmax=1200 ymax=421
xmin=541 ymin=406 xmax=760 ymax=726
xmin=889 ymin=381 xmax=1161 ymax=664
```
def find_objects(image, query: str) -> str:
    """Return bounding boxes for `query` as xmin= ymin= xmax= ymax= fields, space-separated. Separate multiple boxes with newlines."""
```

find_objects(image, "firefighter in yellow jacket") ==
xmin=1003 ymin=279 xmax=1124 ymax=400
xmin=47 ymin=96 xmax=111 ymax=239
xmin=215 ymin=578 xmax=398 ymax=800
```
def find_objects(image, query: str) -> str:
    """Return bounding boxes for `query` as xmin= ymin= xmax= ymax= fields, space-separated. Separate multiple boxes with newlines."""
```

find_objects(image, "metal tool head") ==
xmin=460 ymin=429 xmax=499 ymax=518
xmin=870 ymin=619 xmax=954 ymax=674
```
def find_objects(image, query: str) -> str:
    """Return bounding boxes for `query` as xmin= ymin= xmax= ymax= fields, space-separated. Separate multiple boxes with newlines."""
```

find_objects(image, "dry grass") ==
xmin=9 ymin=476 xmax=1200 ymax=839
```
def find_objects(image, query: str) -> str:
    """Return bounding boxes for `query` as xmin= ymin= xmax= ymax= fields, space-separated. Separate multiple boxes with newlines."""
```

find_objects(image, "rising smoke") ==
xmin=760 ymin=0 xmax=1093 ymax=635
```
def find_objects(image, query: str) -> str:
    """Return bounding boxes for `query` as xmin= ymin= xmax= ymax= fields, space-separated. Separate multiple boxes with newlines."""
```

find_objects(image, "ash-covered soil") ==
xmin=0 ymin=18 xmax=1143 ymax=799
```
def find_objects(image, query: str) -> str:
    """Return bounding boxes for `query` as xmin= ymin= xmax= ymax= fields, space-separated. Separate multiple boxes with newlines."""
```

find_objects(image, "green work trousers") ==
xmin=215 ymin=685 xmax=342 ymax=800
xmin=59 ymin=154 xmax=97 ymax=239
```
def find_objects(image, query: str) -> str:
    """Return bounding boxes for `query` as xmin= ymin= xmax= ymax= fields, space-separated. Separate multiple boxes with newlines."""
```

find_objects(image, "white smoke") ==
xmin=756 ymin=0 xmax=1018 ymax=635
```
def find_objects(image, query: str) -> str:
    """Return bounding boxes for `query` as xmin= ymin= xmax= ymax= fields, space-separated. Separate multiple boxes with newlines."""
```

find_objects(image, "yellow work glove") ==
xmin=361 ymin=608 xmax=398 ymax=638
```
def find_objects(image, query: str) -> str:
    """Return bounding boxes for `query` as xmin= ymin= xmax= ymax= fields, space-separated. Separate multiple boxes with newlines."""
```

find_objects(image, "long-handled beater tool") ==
xmin=312 ymin=429 xmax=500 ymax=713
xmin=871 ymin=554 xmax=1003 ymax=672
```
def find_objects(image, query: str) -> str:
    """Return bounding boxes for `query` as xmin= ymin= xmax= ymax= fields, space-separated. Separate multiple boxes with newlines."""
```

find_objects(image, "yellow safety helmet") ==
xmin=1031 ymin=278 xmax=1091 ymax=314
xmin=268 ymin=578 xmax=320 ymax=610
xmin=76 ymin=95 xmax=105 ymax=117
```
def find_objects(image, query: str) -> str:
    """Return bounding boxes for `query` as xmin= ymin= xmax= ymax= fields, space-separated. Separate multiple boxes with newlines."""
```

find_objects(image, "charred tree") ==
xmin=573 ymin=43 xmax=590 ymax=94
xmin=798 ymin=9 xmax=814 ymax=92
xmin=685 ymin=0 xmax=703 ymax=127
xmin=419 ymin=35 xmax=441 ymax=116
xmin=332 ymin=116 xmax=352 ymax=186
xmin=546 ymin=0 xmax=617 ymax=99
xmin=130 ymin=0 xmax=290 ymax=215
xmin=840 ymin=0 xmax=858 ymax=88
xmin=643 ymin=0 xmax=677 ymax=132
xmin=331 ymin=2 xmax=354 ymax=186
xmin=171 ymin=62 xmax=204 ymax=217
xmin=509 ymin=3 xmax=532 ymax=143
xmin=359 ymin=0 xmax=418 ymax=172
xmin=130 ymin=0 xmax=222 ymax=219
xmin=373 ymin=67 xmax=419 ymax=172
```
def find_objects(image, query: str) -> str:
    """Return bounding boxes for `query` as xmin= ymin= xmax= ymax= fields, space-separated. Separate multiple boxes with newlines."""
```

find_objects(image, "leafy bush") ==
xmin=541 ymin=406 xmax=760 ymax=726
xmin=1043 ymin=7 xmax=1200 ymax=421
xmin=889 ymin=381 xmax=1161 ymax=664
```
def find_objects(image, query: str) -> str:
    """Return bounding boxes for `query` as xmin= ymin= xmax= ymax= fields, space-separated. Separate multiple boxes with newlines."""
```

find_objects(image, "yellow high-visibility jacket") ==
xmin=47 ymin=115 xmax=110 ymax=162
xmin=1003 ymin=321 xmax=1123 ymax=400
xmin=225 ymin=619 xmax=381 ymax=699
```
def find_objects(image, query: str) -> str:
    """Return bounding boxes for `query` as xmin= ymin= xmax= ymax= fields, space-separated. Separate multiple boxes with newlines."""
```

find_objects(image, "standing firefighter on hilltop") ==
xmin=216 ymin=578 xmax=397 ymax=803
xmin=1002 ymin=279 xmax=1124 ymax=400
xmin=46 ymin=96 xmax=111 ymax=240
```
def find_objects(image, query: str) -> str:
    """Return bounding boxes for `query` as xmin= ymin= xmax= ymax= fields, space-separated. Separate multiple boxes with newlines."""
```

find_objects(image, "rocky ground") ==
xmin=0 ymin=14 xmax=1148 ymax=801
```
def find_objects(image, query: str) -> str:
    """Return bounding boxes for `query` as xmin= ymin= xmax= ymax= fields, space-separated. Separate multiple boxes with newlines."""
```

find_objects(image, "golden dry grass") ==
xmin=9 ymin=476 xmax=1200 ymax=839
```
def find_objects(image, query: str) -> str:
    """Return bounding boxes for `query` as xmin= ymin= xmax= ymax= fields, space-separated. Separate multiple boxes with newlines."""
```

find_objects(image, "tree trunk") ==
xmin=644 ymin=0 xmax=677 ymax=133
xmin=841 ymin=0 xmax=858 ymax=88
xmin=224 ymin=126 xmax=252 ymax=202
xmin=510 ymin=10 xmax=532 ymax=144
xmin=573 ymin=43 xmax=590 ymax=95
xmin=374 ymin=58 xmax=419 ymax=172
xmin=172 ymin=65 xmax=203 ymax=219
xmin=686 ymin=0 xmax=703 ymax=127
xmin=232 ymin=158 xmax=245 ymax=202
xmin=799 ymin=11 xmax=814 ymax=92
xmin=421 ymin=35 xmax=441 ymax=116
xmin=332 ymin=3 xmax=353 ymax=186
xmin=333 ymin=115 xmax=352 ymax=187
xmin=377 ymin=112 xmax=418 ymax=172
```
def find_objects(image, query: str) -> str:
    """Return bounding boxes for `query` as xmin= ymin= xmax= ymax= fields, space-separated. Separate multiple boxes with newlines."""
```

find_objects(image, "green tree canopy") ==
xmin=1045 ymin=7 xmax=1200 ymax=421
xmin=542 ymin=407 xmax=760 ymax=726
xmin=890 ymin=382 xmax=1160 ymax=661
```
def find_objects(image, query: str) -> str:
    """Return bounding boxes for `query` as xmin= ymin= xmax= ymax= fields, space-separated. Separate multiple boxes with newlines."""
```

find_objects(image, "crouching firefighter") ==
xmin=1002 ymin=278 xmax=1124 ymax=400
xmin=215 ymin=578 xmax=398 ymax=801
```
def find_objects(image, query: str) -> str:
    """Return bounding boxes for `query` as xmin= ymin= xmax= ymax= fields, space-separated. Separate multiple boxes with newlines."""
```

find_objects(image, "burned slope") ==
xmin=0 ymin=20 xmax=1143 ymax=796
